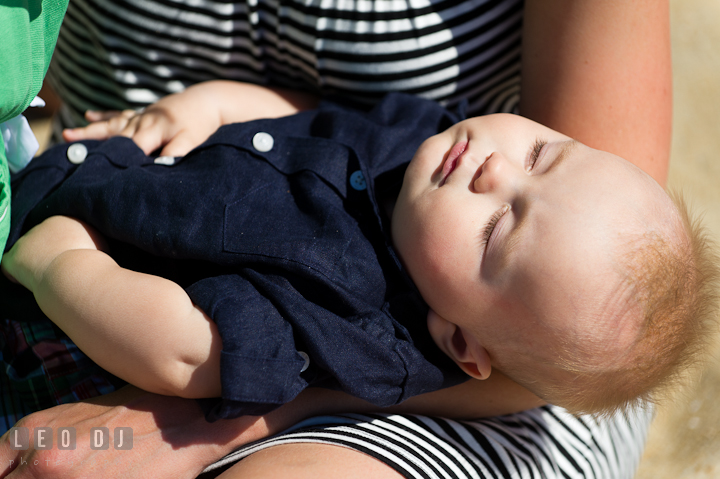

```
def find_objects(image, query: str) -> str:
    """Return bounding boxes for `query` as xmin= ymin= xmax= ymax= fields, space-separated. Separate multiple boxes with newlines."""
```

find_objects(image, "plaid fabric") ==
xmin=0 ymin=318 xmax=122 ymax=434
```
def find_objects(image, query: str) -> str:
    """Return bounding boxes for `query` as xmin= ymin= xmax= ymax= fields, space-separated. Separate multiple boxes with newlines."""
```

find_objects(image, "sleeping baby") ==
xmin=1 ymin=92 xmax=716 ymax=420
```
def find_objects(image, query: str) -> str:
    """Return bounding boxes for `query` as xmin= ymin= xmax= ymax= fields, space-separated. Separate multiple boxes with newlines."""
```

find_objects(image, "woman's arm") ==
xmin=520 ymin=0 xmax=672 ymax=185
xmin=0 ymin=376 xmax=541 ymax=479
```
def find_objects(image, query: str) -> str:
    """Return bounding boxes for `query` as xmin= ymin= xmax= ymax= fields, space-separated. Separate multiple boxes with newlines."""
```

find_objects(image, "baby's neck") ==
xmin=383 ymin=196 xmax=397 ymax=221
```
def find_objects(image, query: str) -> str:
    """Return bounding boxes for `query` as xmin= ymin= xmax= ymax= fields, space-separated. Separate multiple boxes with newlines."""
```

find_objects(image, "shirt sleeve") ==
xmin=187 ymin=273 xmax=309 ymax=420
xmin=186 ymin=267 xmax=461 ymax=421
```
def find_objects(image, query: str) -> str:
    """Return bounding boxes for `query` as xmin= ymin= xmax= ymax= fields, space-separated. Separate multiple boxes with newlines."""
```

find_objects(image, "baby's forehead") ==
xmin=457 ymin=112 xmax=568 ymax=132
xmin=544 ymin=145 xmax=672 ymax=235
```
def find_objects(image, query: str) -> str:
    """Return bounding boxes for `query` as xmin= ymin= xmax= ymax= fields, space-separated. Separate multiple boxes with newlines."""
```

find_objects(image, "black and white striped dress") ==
xmin=47 ymin=1 xmax=652 ymax=477
xmin=47 ymin=0 xmax=523 ymax=129
xmin=202 ymin=406 xmax=653 ymax=478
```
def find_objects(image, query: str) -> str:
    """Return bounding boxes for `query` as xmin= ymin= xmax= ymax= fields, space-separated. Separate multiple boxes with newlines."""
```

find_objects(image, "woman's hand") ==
xmin=0 ymin=387 xmax=355 ymax=479
xmin=0 ymin=385 xmax=321 ymax=479
xmin=0 ymin=386 xmax=261 ymax=479
xmin=62 ymin=81 xmax=319 ymax=157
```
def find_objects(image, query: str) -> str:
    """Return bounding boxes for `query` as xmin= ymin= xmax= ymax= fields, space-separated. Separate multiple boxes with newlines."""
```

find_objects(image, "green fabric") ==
xmin=0 ymin=152 xmax=8 ymax=252
xmin=0 ymin=0 xmax=68 ymax=259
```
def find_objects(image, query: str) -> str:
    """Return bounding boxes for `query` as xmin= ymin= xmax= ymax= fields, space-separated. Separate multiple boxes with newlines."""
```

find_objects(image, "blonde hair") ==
xmin=528 ymin=192 xmax=720 ymax=416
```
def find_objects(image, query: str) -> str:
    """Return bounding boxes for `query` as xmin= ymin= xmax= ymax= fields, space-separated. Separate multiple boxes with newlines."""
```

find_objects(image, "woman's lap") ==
xmin=1 ymin=317 xmax=654 ymax=479
xmin=215 ymin=443 xmax=403 ymax=479
xmin=200 ymin=407 xmax=654 ymax=479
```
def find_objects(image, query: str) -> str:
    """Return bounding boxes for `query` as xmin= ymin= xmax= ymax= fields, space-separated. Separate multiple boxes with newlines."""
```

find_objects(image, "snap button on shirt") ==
xmin=154 ymin=156 xmax=176 ymax=166
xmin=66 ymin=143 xmax=88 ymax=164
xmin=349 ymin=170 xmax=366 ymax=191
xmin=298 ymin=351 xmax=310 ymax=372
xmin=252 ymin=132 xmax=274 ymax=152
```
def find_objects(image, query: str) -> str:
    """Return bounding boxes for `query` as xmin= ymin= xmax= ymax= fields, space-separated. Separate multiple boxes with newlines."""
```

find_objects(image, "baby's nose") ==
xmin=472 ymin=151 xmax=521 ymax=194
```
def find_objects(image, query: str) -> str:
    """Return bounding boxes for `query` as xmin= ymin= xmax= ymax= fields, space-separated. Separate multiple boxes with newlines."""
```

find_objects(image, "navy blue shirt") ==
xmin=5 ymin=93 xmax=467 ymax=420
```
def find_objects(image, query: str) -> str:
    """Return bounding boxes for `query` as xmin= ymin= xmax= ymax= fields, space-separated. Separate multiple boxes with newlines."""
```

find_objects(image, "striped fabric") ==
xmin=47 ymin=0 xmax=523 ymax=130
xmin=203 ymin=408 xmax=653 ymax=479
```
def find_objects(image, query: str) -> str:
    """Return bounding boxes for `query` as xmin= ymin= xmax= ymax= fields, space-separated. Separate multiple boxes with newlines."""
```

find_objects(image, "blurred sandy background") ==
xmin=635 ymin=0 xmax=720 ymax=477
xmin=27 ymin=0 xmax=720 ymax=475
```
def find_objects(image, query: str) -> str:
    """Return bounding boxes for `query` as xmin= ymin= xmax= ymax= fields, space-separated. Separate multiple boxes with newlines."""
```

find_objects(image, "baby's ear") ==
xmin=426 ymin=310 xmax=491 ymax=380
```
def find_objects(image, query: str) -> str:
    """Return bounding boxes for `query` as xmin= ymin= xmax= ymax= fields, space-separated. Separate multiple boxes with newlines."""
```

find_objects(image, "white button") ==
xmin=67 ymin=143 xmax=88 ymax=164
xmin=154 ymin=156 xmax=175 ymax=166
xmin=298 ymin=351 xmax=310 ymax=372
xmin=350 ymin=170 xmax=366 ymax=191
xmin=252 ymin=132 xmax=274 ymax=152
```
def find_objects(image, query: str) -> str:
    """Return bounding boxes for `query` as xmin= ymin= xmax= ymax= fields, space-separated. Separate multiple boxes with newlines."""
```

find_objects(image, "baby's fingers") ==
xmin=63 ymin=109 xmax=138 ymax=142
xmin=129 ymin=112 xmax=205 ymax=157
xmin=159 ymin=130 xmax=202 ymax=158
xmin=129 ymin=118 xmax=169 ymax=156
xmin=84 ymin=109 xmax=135 ymax=122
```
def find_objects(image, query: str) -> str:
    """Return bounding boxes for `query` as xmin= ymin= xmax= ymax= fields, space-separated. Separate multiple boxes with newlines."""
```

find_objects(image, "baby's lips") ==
xmin=440 ymin=140 xmax=468 ymax=185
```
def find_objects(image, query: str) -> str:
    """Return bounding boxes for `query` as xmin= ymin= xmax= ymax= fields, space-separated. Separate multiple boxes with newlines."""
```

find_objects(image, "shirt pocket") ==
xmin=222 ymin=174 xmax=354 ymax=279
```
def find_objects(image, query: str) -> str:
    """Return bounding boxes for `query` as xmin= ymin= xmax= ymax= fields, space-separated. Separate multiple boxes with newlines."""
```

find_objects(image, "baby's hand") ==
xmin=62 ymin=83 xmax=226 ymax=157
xmin=63 ymin=81 xmax=319 ymax=158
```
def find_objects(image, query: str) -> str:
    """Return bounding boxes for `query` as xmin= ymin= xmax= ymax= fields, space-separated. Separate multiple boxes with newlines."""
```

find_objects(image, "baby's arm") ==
xmin=63 ymin=81 xmax=319 ymax=158
xmin=0 ymin=216 xmax=221 ymax=398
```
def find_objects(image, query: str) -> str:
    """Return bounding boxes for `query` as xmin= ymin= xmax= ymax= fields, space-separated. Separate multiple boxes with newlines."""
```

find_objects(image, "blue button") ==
xmin=350 ymin=170 xmax=366 ymax=191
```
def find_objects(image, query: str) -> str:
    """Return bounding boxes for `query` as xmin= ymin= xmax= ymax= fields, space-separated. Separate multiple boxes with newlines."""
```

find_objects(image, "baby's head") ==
xmin=392 ymin=114 xmax=719 ymax=415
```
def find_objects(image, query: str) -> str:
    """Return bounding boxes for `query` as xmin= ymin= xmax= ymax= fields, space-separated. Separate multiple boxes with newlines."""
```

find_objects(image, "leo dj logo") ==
xmin=9 ymin=427 xmax=133 ymax=450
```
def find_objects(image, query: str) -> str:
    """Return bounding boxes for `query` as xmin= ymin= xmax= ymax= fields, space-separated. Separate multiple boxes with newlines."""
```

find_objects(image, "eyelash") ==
xmin=480 ymin=204 xmax=510 ymax=249
xmin=479 ymin=139 xmax=543 ymax=251
xmin=527 ymin=139 xmax=547 ymax=171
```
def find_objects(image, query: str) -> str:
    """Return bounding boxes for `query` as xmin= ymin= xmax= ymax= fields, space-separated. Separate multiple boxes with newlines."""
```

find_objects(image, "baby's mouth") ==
xmin=439 ymin=140 xmax=468 ymax=186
